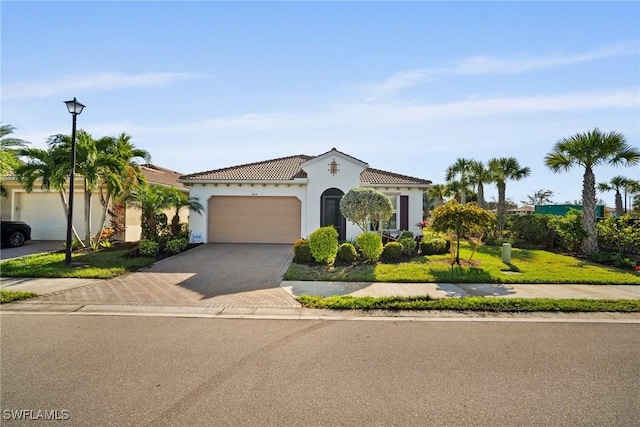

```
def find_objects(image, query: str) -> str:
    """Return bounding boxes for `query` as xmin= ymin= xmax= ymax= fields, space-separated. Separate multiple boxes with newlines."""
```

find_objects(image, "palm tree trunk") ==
xmin=477 ymin=183 xmax=485 ymax=209
xmin=460 ymin=176 xmax=467 ymax=205
xmin=497 ymin=182 xmax=506 ymax=238
xmin=615 ymin=191 xmax=623 ymax=217
xmin=96 ymin=191 xmax=112 ymax=246
xmin=84 ymin=187 xmax=92 ymax=245
xmin=57 ymin=190 xmax=84 ymax=246
xmin=581 ymin=167 xmax=598 ymax=255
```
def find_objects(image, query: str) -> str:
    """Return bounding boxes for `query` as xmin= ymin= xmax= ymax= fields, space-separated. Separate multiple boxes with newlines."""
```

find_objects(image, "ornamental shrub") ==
xmin=421 ymin=238 xmax=449 ymax=255
xmin=549 ymin=209 xmax=586 ymax=253
xmin=340 ymin=187 xmax=394 ymax=232
xmin=308 ymin=227 xmax=339 ymax=264
xmin=138 ymin=239 xmax=159 ymax=257
xmin=381 ymin=241 xmax=403 ymax=261
xmin=292 ymin=238 xmax=314 ymax=263
xmin=337 ymin=243 xmax=358 ymax=263
xmin=165 ymin=238 xmax=188 ymax=255
xmin=357 ymin=232 xmax=383 ymax=262
xmin=399 ymin=237 xmax=417 ymax=256
xmin=399 ymin=231 xmax=414 ymax=240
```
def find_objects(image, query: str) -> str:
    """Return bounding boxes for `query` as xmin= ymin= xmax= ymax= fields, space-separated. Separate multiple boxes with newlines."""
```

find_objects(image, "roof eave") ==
xmin=179 ymin=178 xmax=309 ymax=186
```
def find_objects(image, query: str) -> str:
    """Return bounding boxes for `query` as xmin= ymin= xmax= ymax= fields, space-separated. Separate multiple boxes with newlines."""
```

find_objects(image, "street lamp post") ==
xmin=64 ymin=98 xmax=85 ymax=265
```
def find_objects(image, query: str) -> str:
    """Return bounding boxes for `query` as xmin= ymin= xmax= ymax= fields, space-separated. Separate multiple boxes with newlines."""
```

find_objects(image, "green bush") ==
xmin=597 ymin=215 xmax=640 ymax=257
xmin=292 ymin=239 xmax=314 ymax=263
xmin=399 ymin=231 xmax=414 ymax=240
xmin=381 ymin=241 xmax=403 ymax=261
xmin=357 ymin=232 xmax=383 ymax=262
xmin=399 ymin=237 xmax=417 ymax=256
xmin=138 ymin=240 xmax=159 ymax=257
xmin=506 ymin=214 xmax=561 ymax=250
xmin=309 ymin=227 xmax=339 ymax=264
xmin=337 ymin=243 xmax=358 ymax=263
xmin=421 ymin=238 xmax=450 ymax=255
xmin=590 ymin=252 xmax=636 ymax=270
xmin=550 ymin=209 xmax=587 ymax=253
xmin=165 ymin=238 xmax=188 ymax=255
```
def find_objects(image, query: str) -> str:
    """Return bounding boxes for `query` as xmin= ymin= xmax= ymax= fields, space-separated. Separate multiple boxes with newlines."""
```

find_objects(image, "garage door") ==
xmin=16 ymin=191 xmax=104 ymax=241
xmin=208 ymin=196 xmax=301 ymax=244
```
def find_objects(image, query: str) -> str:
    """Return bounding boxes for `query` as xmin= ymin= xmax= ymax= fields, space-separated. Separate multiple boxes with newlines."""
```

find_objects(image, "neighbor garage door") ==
xmin=208 ymin=196 xmax=301 ymax=244
xmin=16 ymin=191 xmax=103 ymax=241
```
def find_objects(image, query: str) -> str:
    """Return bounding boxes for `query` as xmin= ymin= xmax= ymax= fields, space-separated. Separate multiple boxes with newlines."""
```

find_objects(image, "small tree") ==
xmin=430 ymin=200 xmax=496 ymax=267
xmin=340 ymin=187 xmax=393 ymax=233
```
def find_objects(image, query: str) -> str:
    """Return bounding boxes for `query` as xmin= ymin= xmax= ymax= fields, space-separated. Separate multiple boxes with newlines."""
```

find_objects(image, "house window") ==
xmin=385 ymin=194 xmax=398 ymax=230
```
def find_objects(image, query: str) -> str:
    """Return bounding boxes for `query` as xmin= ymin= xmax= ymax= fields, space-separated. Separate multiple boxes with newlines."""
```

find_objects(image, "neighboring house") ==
xmin=179 ymin=148 xmax=432 ymax=244
xmin=0 ymin=164 xmax=187 ymax=242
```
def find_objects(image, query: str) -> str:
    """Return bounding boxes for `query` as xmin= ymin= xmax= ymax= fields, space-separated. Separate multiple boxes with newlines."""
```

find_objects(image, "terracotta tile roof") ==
xmin=140 ymin=164 xmax=186 ymax=188
xmin=180 ymin=151 xmax=431 ymax=186
xmin=180 ymin=155 xmax=313 ymax=181
xmin=361 ymin=168 xmax=431 ymax=185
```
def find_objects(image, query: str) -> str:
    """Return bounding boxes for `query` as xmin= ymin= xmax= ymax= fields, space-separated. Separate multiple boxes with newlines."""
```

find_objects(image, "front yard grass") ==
xmin=0 ymin=289 xmax=38 ymax=304
xmin=0 ymin=249 xmax=155 ymax=279
xmin=284 ymin=241 xmax=640 ymax=285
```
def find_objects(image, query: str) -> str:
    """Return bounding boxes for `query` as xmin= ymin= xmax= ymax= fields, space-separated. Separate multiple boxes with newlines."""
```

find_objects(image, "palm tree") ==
xmin=126 ymin=183 xmax=172 ymax=240
xmin=0 ymin=124 xmax=29 ymax=197
xmin=163 ymin=187 xmax=204 ymax=236
xmin=545 ymin=128 xmax=640 ymax=255
xmin=427 ymin=184 xmax=448 ymax=210
xmin=94 ymin=133 xmax=151 ymax=244
xmin=597 ymin=176 xmax=627 ymax=217
xmin=622 ymin=178 xmax=640 ymax=214
xmin=488 ymin=157 xmax=531 ymax=236
xmin=445 ymin=158 xmax=473 ymax=204
xmin=14 ymin=146 xmax=85 ymax=245
xmin=468 ymin=160 xmax=492 ymax=209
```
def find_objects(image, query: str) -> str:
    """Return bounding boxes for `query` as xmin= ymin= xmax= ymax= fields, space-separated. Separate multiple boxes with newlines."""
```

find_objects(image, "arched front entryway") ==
xmin=320 ymin=188 xmax=346 ymax=241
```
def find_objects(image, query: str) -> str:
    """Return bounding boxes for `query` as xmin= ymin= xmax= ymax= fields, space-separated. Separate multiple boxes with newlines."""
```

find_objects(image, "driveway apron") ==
xmin=29 ymin=244 xmax=301 ymax=309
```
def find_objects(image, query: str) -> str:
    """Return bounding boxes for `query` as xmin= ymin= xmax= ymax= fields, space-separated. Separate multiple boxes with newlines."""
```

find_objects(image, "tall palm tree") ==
xmin=126 ymin=183 xmax=172 ymax=240
xmin=597 ymin=176 xmax=627 ymax=217
xmin=468 ymin=160 xmax=492 ymax=209
xmin=163 ymin=187 xmax=204 ymax=236
xmin=488 ymin=157 xmax=531 ymax=236
xmin=14 ymin=146 xmax=84 ymax=245
xmin=445 ymin=158 xmax=473 ymax=204
xmin=0 ymin=124 xmax=29 ymax=197
xmin=95 ymin=133 xmax=151 ymax=244
xmin=545 ymin=128 xmax=640 ymax=255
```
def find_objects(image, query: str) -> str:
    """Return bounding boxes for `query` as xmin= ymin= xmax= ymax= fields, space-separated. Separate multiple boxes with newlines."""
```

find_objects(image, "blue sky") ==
xmin=2 ymin=1 xmax=639 ymax=207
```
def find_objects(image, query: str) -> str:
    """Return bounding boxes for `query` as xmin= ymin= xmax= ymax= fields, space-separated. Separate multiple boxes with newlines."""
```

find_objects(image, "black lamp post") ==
xmin=64 ymin=98 xmax=85 ymax=265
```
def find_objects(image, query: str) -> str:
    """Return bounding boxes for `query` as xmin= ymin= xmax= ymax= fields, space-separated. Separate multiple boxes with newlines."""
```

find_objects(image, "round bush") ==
xmin=381 ymin=241 xmax=403 ymax=261
xmin=337 ymin=243 xmax=358 ymax=263
xmin=138 ymin=239 xmax=159 ymax=257
xmin=421 ymin=238 xmax=450 ymax=255
xmin=357 ymin=232 xmax=383 ymax=262
xmin=399 ymin=237 xmax=417 ymax=256
xmin=308 ymin=227 xmax=339 ymax=264
xmin=165 ymin=238 xmax=188 ymax=255
xmin=399 ymin=231 xmax=414 ymax=240
xmin=292 ymin=239 xmax=314 ymax=263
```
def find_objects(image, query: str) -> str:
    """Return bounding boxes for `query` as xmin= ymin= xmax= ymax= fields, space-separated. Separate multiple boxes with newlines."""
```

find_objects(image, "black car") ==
xmin=1 ymin=220 xmax=32 ymax=248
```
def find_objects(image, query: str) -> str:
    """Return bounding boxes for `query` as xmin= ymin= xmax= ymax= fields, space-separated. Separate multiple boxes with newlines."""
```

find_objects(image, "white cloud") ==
xmin=2 ymin=72 xmax=201 ymax=100
xmin=363 ymin=41 xmax=639 ymax=100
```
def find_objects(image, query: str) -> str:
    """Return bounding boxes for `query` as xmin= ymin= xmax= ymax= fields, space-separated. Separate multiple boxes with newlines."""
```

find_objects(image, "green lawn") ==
xmin=0 ymin=249 xmax=155 ymax=279
xmin=285 ymin=242 xmax=640 ymax=285
xmin=0 ymin=289 xmax=38 ymax=304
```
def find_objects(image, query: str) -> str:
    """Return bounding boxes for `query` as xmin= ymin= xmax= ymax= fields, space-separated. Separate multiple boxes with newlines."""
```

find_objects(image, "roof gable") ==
xmin=300 ymin=147 xmax=368 ymax=170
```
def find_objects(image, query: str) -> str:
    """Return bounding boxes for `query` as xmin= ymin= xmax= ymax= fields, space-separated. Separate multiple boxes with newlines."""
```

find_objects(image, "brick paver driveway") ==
xmin=35 ymin=244 xmax=301 ymax=309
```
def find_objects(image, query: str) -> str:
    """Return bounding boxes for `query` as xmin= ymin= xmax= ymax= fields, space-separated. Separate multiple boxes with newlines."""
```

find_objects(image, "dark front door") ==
xmin=321 ymin=188 xmax=346 ymax=241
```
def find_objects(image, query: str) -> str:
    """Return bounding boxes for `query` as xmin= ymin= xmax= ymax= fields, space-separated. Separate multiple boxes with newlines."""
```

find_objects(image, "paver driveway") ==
xmin=33 ymin=244 xmax=301 ymax=309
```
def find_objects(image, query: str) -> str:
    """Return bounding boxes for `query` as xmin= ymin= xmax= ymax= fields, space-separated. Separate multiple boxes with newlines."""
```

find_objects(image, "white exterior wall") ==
xmin=186 ymin=182 xmax=307 ymax=243
xmin=301 ymin=152 xmax=366 ymax=241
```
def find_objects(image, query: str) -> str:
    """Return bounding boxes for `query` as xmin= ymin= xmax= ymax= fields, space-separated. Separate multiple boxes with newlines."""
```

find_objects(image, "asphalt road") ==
xmin=1 ymin=315 xmax=638 ymax=426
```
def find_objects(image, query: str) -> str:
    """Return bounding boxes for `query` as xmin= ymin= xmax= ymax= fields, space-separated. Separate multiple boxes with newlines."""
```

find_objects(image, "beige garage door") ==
xmin=208 ymin=196 xmax=301 ymax=244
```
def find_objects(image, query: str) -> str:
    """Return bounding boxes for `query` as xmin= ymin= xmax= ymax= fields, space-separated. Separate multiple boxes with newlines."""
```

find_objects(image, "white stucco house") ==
xmin=179 ymin=148 xmax=432 ymax=244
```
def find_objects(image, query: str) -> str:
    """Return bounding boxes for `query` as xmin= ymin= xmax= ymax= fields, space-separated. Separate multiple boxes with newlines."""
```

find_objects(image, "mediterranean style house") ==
xmin=179 ymin=148 xmax=432 ymax=244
